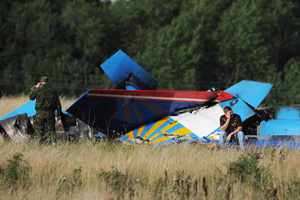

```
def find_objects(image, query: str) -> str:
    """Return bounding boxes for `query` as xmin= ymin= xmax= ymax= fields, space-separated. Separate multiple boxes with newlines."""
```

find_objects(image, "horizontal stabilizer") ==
xmin=225 ymin=80 xmax=273 ymax=108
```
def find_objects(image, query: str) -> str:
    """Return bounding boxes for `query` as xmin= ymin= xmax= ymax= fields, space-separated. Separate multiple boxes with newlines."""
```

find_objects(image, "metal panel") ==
xmin=100 ymin=50 xmax=158 ymax=90
xmin=66 ymin=89 xmax=224 ymax=134
xmin=0 ymin=100 xmax=36 ymax=121
xmin=225 ymin=80 xmax=273 ymax=108
xmin=258 ymin=120 xmax=300 ymax=136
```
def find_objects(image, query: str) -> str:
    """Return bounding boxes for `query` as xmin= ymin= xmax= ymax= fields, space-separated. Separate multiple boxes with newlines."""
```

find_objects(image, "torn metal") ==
xmin=0 ymin=113 xmax=92 ymax=142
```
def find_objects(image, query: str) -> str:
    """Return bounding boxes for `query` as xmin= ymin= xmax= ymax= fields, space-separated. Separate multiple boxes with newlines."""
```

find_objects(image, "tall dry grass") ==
xmin=0 ymin=96 xmax=300 ymax=199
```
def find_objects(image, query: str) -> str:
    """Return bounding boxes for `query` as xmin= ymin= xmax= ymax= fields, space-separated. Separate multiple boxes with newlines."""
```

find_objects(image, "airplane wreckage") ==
xmin=1 ymin=50 xmax=300 ymax=148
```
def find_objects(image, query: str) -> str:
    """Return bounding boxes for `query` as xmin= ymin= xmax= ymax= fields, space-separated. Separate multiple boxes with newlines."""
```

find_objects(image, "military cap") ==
xmin=40 ymin=76 xmax=49 ymax=82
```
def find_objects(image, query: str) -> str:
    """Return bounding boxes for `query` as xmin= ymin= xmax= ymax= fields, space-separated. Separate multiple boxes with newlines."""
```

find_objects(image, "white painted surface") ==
xmin=170 ymin=104 xmax=224 ymax=138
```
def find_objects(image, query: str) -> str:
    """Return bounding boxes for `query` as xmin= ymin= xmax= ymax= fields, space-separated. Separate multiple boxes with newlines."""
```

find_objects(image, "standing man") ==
xmin=219 ymin=106 xmax=245 ymax=149
xmin=29 ymin=76 xmax=62 ymax=144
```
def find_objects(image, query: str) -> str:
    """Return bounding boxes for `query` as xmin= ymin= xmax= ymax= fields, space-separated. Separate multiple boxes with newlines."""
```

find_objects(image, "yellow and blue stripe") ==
xmin=118 ymin=116 xmax=199 ymax=145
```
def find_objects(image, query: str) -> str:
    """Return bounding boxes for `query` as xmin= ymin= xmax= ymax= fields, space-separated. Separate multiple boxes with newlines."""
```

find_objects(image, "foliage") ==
xmin=2 ymin=142 xmax=300 ymax=199
xmin=98 ymin=166 xmax=141 ymax=199
xmin=56 ymin=167 xmax=83 ymax=196
xmin=228 ymin=152 xmax=271 ymax=184
xmin=0 ymin=153 xmax=31 ymax=190
xmin=0 ymin=0 xmax=299 ymax=105
xmin=267 ymin=58 xmax=300 ymax=105
xmin=226 ymin=151 xmax=275 ymax=199
xmin=97 ymin=167 xmax=200 ymax=200
xmin=172 ymin=171 xmax=193 ymax=199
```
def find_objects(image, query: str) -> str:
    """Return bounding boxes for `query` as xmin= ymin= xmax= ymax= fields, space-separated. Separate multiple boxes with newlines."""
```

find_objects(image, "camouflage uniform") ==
xmin=29 ymin=77 xmax=61 ymax=144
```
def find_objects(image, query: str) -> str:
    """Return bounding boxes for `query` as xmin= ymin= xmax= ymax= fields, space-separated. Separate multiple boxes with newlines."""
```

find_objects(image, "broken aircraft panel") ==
xmin=2 ymin=49 xmax=300 ymax=149
xmin=118 ymin=80 xmax=274 ymax=146
xmin=246 ymin=105 xmax=300 ymax=148
xmin=0 ymin=113 xmax=33 ymax=142
xmin=66 ymin=88 xmax=233 ymax=137
xmin=0 ymin=100 xmax=36 ymax=121
xmin=100 ymin=50 xmax=158 ymax=90
xmin=65 ymin=50 xmax=300 ymax=148
xmin=0 ymin=112 xmax=93 ymax=142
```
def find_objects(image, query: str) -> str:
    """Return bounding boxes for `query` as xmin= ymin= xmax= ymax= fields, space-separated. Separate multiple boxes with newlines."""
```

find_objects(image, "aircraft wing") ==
xmin=66 ymin=89 xmax=233 ymax=134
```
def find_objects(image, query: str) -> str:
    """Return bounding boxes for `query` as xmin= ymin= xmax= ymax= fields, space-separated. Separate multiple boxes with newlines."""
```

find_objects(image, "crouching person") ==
xmin=219 ymin=106 xmax=245 ymax=149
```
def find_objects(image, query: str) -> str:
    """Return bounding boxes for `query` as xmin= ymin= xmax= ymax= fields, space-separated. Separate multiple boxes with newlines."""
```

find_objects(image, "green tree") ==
xmin=0 ymin=0 xmax=60 ymax=94
xmin=110 ymin=0 xmax=183 ymax=55
xmin=0 ymin=0 xmax=299 ymax=106
xmin=1 ymin=0 xmax=113 ymax=96
xmin=60 ymin=0 xmax=109 ymax=95
xmin=266 ymin=58 xmax=300 ymax=105
xmin=216 ymin=0 xmax=270 ymax=87
xmin=138 ymin=0 xmax=233 ymax=90
xmin=216 ymin=0 xmax=300 ymax=89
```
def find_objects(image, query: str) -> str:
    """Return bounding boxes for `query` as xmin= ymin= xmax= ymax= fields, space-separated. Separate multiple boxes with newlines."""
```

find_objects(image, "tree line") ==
xmin=0 ymin=0 xmax=299 ymax=105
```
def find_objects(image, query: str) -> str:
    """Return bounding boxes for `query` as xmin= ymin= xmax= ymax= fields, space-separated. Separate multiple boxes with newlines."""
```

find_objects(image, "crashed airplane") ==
xmin=0 ymin=101 xmax=92 ymax=142
xmin=1 ymin=50 xmax=300 ymax=148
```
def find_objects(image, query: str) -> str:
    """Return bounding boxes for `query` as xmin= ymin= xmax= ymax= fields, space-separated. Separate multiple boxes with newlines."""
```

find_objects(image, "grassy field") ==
xmin=1 ymin=96 xmax=300 ymax=200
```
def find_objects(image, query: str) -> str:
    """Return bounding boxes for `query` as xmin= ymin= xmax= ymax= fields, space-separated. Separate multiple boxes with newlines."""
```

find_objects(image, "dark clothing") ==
xmin=29 ymin=84 xmax=61 ymax=143
xmin=29 ymin=84 xmax=62 ymax=116
xmin=35 ymin=110 xmax=56 ymax=142
xmin=220 ymin=113 xmax=242 ymax=133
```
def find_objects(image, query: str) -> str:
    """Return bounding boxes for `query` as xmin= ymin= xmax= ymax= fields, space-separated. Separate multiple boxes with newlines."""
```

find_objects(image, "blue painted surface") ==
xmin=258 ymin=120 xmax=300 ymax=136
xmin=217 ymin=80 xmax=273 ymax=123
xmin=164 ymin=123 xmax=184 ymax=134
xmin=1 ymin=100 xmax=69 ymax=121
xmin=276 ymin=107 xmax=300 ymax=120
xmin=118 ymin=135 xmax=133 ymax=144
xmin=66 ymin=91 xmax=210 ymax=133
xmin=225 ymin=80 xmax=273 ymax=108
xmin=149 ymin=134 xmax=165 ymax=143
xmin=147 ymin=119 xmax=174 ymax=139
xmin=248 ymin=139 xmax=300 ymax=149
xmin=1 ymin=100 xmax=36 ymax=121
xmin=139 ymin=123 xmax=155 ymax=138
xmin=187 ymin=133 xmax=199 ymax=139
xmin=206 ymin=127 xmax=221 ymax=138
xmin=100 ymin=50 xmax=158 ymax=90
xmin=93 ymin=134 xmax=107 ymax=138
xmin=125 ymin=84 xmax=139 ymax=90
xmin=117 ymin=80 xmax=275 ymax=145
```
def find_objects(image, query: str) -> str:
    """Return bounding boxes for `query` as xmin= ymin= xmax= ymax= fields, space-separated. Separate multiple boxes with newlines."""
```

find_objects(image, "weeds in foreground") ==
xmin=228 ymin=152 xmax=272 ymax=185
xmin=1 ymin=142 xmax=300 ymax=199
xmin=0 ymin=153 xmax=31 ymax=191
xmin=172 ymin=171 xmax=192 ymax=199
xmin=97 ymin=167 xmax=208 ymax=200
xmin=227 ymin=152 xmax=274 ymax=199
xmin=98 ymin=166 xmax=141 ymax=199
xmin=56 ymin=167 xmax=83 ymax=197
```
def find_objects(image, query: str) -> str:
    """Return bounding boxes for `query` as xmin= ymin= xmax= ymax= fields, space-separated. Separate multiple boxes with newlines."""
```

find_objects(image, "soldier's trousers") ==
xmin=35 ymin=109 xmax=56 ymax=143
